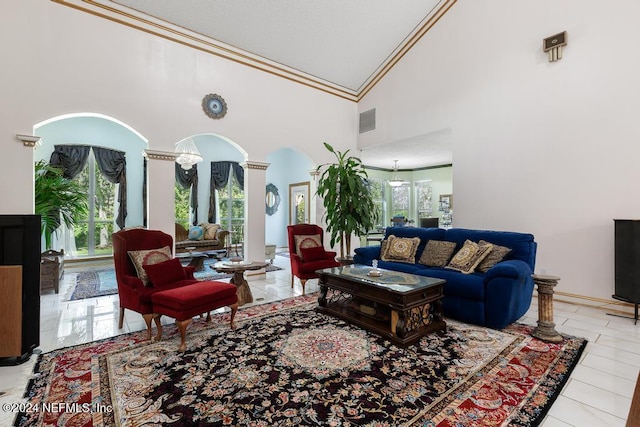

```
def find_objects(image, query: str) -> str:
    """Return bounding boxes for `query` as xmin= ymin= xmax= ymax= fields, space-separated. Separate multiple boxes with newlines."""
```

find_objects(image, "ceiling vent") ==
xmin=359 ymin=108 xmax=376 ymax=134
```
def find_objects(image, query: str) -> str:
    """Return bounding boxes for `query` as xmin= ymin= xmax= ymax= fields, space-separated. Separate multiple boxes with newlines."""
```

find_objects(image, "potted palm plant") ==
xmin=316 ymin=142 xmax=378 ymax=259
xmin=34 ymin=160 xmax=88 ymax=250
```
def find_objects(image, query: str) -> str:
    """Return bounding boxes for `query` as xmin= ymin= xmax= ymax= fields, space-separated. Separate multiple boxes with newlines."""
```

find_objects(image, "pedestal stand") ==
xmin=531 ymin=274 xmax=563 ymax=343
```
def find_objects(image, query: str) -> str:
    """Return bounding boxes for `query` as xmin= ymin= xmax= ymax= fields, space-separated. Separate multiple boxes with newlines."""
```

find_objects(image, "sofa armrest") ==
xmin=484 ymin=259 xmax=533 ymax=281
xmin=483 ymin=259 xmax=535 ymax=329
xmin=217 ymin=230 xmax=229 ymax=247
xmin=353 ymin=246 xmax=382 ymax=265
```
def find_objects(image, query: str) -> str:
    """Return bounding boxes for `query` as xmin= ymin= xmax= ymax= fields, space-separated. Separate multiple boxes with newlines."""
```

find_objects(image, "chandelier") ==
xmin=175 ymin=138 xmax=203 ymax=170
xmin=388 ymin=160 xmax=407 ymax=187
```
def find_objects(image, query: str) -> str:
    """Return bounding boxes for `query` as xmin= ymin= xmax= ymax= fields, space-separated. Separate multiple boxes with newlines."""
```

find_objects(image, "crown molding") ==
xmin=242 ymin=161 xmax=270 ymax=170
xmin=51 ymin=0 xmax=456 ymax=102
xmin=143 ymin=149 xmax=177 ymax=161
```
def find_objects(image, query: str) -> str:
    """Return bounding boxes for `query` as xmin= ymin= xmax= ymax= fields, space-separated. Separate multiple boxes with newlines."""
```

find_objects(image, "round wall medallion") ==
xmin=202 ymin=93 xmax=227 ymax=119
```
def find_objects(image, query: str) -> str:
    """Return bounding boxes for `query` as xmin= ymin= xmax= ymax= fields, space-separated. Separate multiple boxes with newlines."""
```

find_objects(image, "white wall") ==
xmin=358 ymin=0 xmax=640 ymax=301
xmin=0 ymin=1 xmax=356 ymax=243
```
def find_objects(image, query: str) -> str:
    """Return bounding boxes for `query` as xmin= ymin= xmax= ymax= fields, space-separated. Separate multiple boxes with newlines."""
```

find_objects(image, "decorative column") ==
xmin=241 ymin=160 xmax=269 ymax=263
xmin=531 ymin=274 xmax=563 ymax=343
xmin=143 ymin=149 xmax=178 ymax=235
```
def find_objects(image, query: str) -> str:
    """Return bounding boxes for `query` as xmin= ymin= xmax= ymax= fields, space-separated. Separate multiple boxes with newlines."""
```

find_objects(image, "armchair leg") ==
xmin=176 ymin=318 xmax=193 ymax=352
xmin=152 ymin=314 xmax=163 ymax=342
xmin=142 ymin=313 xmax=163 ymax=341
xmin=291 ymin=275 xmax=294 ymax=288
xmin=142 ymin=313 xmax=154 ymax=341
xmin=118 ymin=307 xmax=125 ymax=329
xmin=300 ymin=279 xmax=307 ymax=295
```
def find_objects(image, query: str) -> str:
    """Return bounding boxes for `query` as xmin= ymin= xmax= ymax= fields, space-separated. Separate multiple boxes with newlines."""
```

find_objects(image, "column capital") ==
xmin=144 ymin=149 xmax=178 ymax=161
xmin=242 ymin=160 xmax=270 ymax=170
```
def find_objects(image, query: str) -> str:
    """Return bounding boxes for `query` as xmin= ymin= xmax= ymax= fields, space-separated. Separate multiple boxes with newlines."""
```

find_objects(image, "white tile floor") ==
xmin=0 ymin=255 xmax=638 ymax=426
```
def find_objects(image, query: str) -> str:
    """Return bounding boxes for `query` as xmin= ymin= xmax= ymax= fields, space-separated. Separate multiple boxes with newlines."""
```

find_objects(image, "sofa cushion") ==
xmin=294 ymin=234 xmax=322 ymax=257
xmin=381 ymin=235 xmax=420 ymax=263
xmin=188 ymin=225 xmax=204 ymax=240
xmin=201 ymin=223 xmax=220 ymax=240
xmin=143 ymin=257 xmax=187 ymax=287
xmin=418 ymin=240 xmax=457 ymax=267
xmin=476 ymin=240 xmax=512 ymax=273
xmin=128 ymin=246 xmax=173 ymax=286
xmin=446 ymin=240 xmax=493 ymax=274
xmin=414 ymin=268 xmax=486 ymax=301
xmin=301 ymin=246 xmax=327 ymax=262
xmin=443 ymin=228 xmax=535 ymax=267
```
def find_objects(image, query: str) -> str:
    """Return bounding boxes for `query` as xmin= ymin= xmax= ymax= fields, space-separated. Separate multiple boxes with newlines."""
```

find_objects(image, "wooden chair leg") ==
xmin=291 ymin=275 xmax=294 ymax=288
xmin=152 ymin=314 xmax=163 ymax=342
xmin=142 ymin=313 xmax=154 ymax=341
xmin=229 ymin=303 xmax=238 ymax=329
xmin=118 ymin=307 xmax=125 ymax=329
xmin=300 ymin=279 xmax=307 ymax=295
xmin=175 ymin=318 xmax=193 ymax=352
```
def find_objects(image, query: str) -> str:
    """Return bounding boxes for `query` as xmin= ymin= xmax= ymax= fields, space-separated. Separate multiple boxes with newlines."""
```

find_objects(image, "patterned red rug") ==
xmin=15 ymin=295 xmax=586 ymax=426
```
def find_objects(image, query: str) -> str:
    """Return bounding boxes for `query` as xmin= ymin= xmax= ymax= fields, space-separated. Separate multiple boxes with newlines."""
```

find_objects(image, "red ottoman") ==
xmin=152 ymin=281 xmax=238 ymax=351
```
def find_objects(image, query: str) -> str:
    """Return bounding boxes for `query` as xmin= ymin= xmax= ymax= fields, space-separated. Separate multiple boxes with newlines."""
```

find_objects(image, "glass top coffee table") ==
xmin=316 ymin=265 xmax=446 ymax=346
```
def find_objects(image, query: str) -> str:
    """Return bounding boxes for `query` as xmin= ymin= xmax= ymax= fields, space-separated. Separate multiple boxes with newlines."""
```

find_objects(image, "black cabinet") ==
xmin=614 ymin=219 xmax=640 ymax=323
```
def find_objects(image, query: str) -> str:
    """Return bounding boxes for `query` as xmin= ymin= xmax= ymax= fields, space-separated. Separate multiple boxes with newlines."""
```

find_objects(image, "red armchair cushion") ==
xmin=143 ymin=258 xmax=187 ymax=287
xmin=300 ymin=246 xmax=328 ymax=262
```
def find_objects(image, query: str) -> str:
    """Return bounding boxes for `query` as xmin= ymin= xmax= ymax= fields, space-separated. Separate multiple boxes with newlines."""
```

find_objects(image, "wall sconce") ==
xmin=543 ymin=31 xmax=567 ymax=62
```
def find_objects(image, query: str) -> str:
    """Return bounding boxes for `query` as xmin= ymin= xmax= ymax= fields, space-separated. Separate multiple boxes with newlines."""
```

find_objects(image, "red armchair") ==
xmin=112 ymin=228 xmax=198 ymax=340
xmin=287 ymin=224 xmax=340 ymax=294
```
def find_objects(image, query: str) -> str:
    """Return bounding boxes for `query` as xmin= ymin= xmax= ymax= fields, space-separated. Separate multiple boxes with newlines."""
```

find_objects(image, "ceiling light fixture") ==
xmin=388 ymin=160 xmax=406 ymax=187
xmin=175 ymin=138 xmax=203 ymax=170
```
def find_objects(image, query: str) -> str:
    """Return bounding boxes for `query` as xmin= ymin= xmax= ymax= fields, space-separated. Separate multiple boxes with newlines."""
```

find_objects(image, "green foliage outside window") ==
xmin=175 ymin=183 xmax=191 ymax=228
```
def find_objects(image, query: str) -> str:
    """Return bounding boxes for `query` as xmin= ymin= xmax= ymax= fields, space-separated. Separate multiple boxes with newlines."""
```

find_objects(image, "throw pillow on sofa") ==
xmin=201 ymin=222 xmax=220 ymax=240
xmin=188 ymin=225 xmax=204 ymax=241
xmin=381 ymin=235 xmax=421 ymax=264
xmin=446 ymin=240 xmax=493 ymax=274
xmin=128 ymin=246 xmax=173 ymax=286
xmin=476 ymin=240 xmax=512 ymax=273
xmin=418 ymin=240 xmax=457 ymax=267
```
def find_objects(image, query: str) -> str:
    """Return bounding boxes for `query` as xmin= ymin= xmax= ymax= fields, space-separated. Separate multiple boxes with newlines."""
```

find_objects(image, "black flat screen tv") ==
xmin=0 ymin=214 xmax=41 ymax=364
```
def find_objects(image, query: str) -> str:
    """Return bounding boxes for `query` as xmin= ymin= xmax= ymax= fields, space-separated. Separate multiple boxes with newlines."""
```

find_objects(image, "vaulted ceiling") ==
xmin=55 ymin=0 xmax=456 ymax=101
xmin=54 ymin=0 xmax=456 ymax=168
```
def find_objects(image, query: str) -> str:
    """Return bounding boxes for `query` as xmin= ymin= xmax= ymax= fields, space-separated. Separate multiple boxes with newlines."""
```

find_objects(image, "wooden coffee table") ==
xmin=317 ymin=265 xmax=446 ymax=346
xmin=212 ymin=260 xmax=269 ymax=306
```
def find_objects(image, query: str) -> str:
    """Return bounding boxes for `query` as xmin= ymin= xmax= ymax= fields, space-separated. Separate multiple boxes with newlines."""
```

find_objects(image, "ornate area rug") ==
xmin=67 ymin=262 xmax=283 ymax=301
xmin=16 ymin=295 xmax=586 ymax=427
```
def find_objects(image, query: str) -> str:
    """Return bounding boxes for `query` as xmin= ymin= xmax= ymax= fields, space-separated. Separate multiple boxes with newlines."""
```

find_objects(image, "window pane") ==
xmin=175 ymin=183 xmax=190 ymax=227
xmin=415 ymin=181 xmax=433 ymax=218
xmin=391 ymin=185 xmax=410 ymax=218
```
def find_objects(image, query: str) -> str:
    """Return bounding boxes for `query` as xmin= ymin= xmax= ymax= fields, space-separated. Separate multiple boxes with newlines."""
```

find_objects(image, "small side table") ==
xmin=212 ymin=261 xmax=268 ymax=306
xmin=531 ymin=274 xmax=563 ymax=343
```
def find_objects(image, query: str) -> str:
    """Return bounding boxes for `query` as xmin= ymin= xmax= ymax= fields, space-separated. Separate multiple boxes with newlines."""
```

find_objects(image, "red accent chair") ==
xmin=287 ymin=224 xmax=340 ymax=294
xmin=112 ymin=228 xmax=198 ymax=340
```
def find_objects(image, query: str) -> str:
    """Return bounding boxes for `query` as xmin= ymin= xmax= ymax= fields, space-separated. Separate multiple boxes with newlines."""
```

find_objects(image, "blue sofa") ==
xmin=353 ymin=227 xmax=537 ymax=329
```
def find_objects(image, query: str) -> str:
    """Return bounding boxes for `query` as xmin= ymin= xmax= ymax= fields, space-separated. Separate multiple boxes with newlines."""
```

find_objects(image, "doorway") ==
xmin=289 ymin=182 xmax=310 ymax=224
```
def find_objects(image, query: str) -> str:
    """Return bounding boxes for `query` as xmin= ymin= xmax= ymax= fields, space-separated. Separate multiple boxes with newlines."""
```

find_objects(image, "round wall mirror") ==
xmin=265 ymin=183 xmax=280 ymax=215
